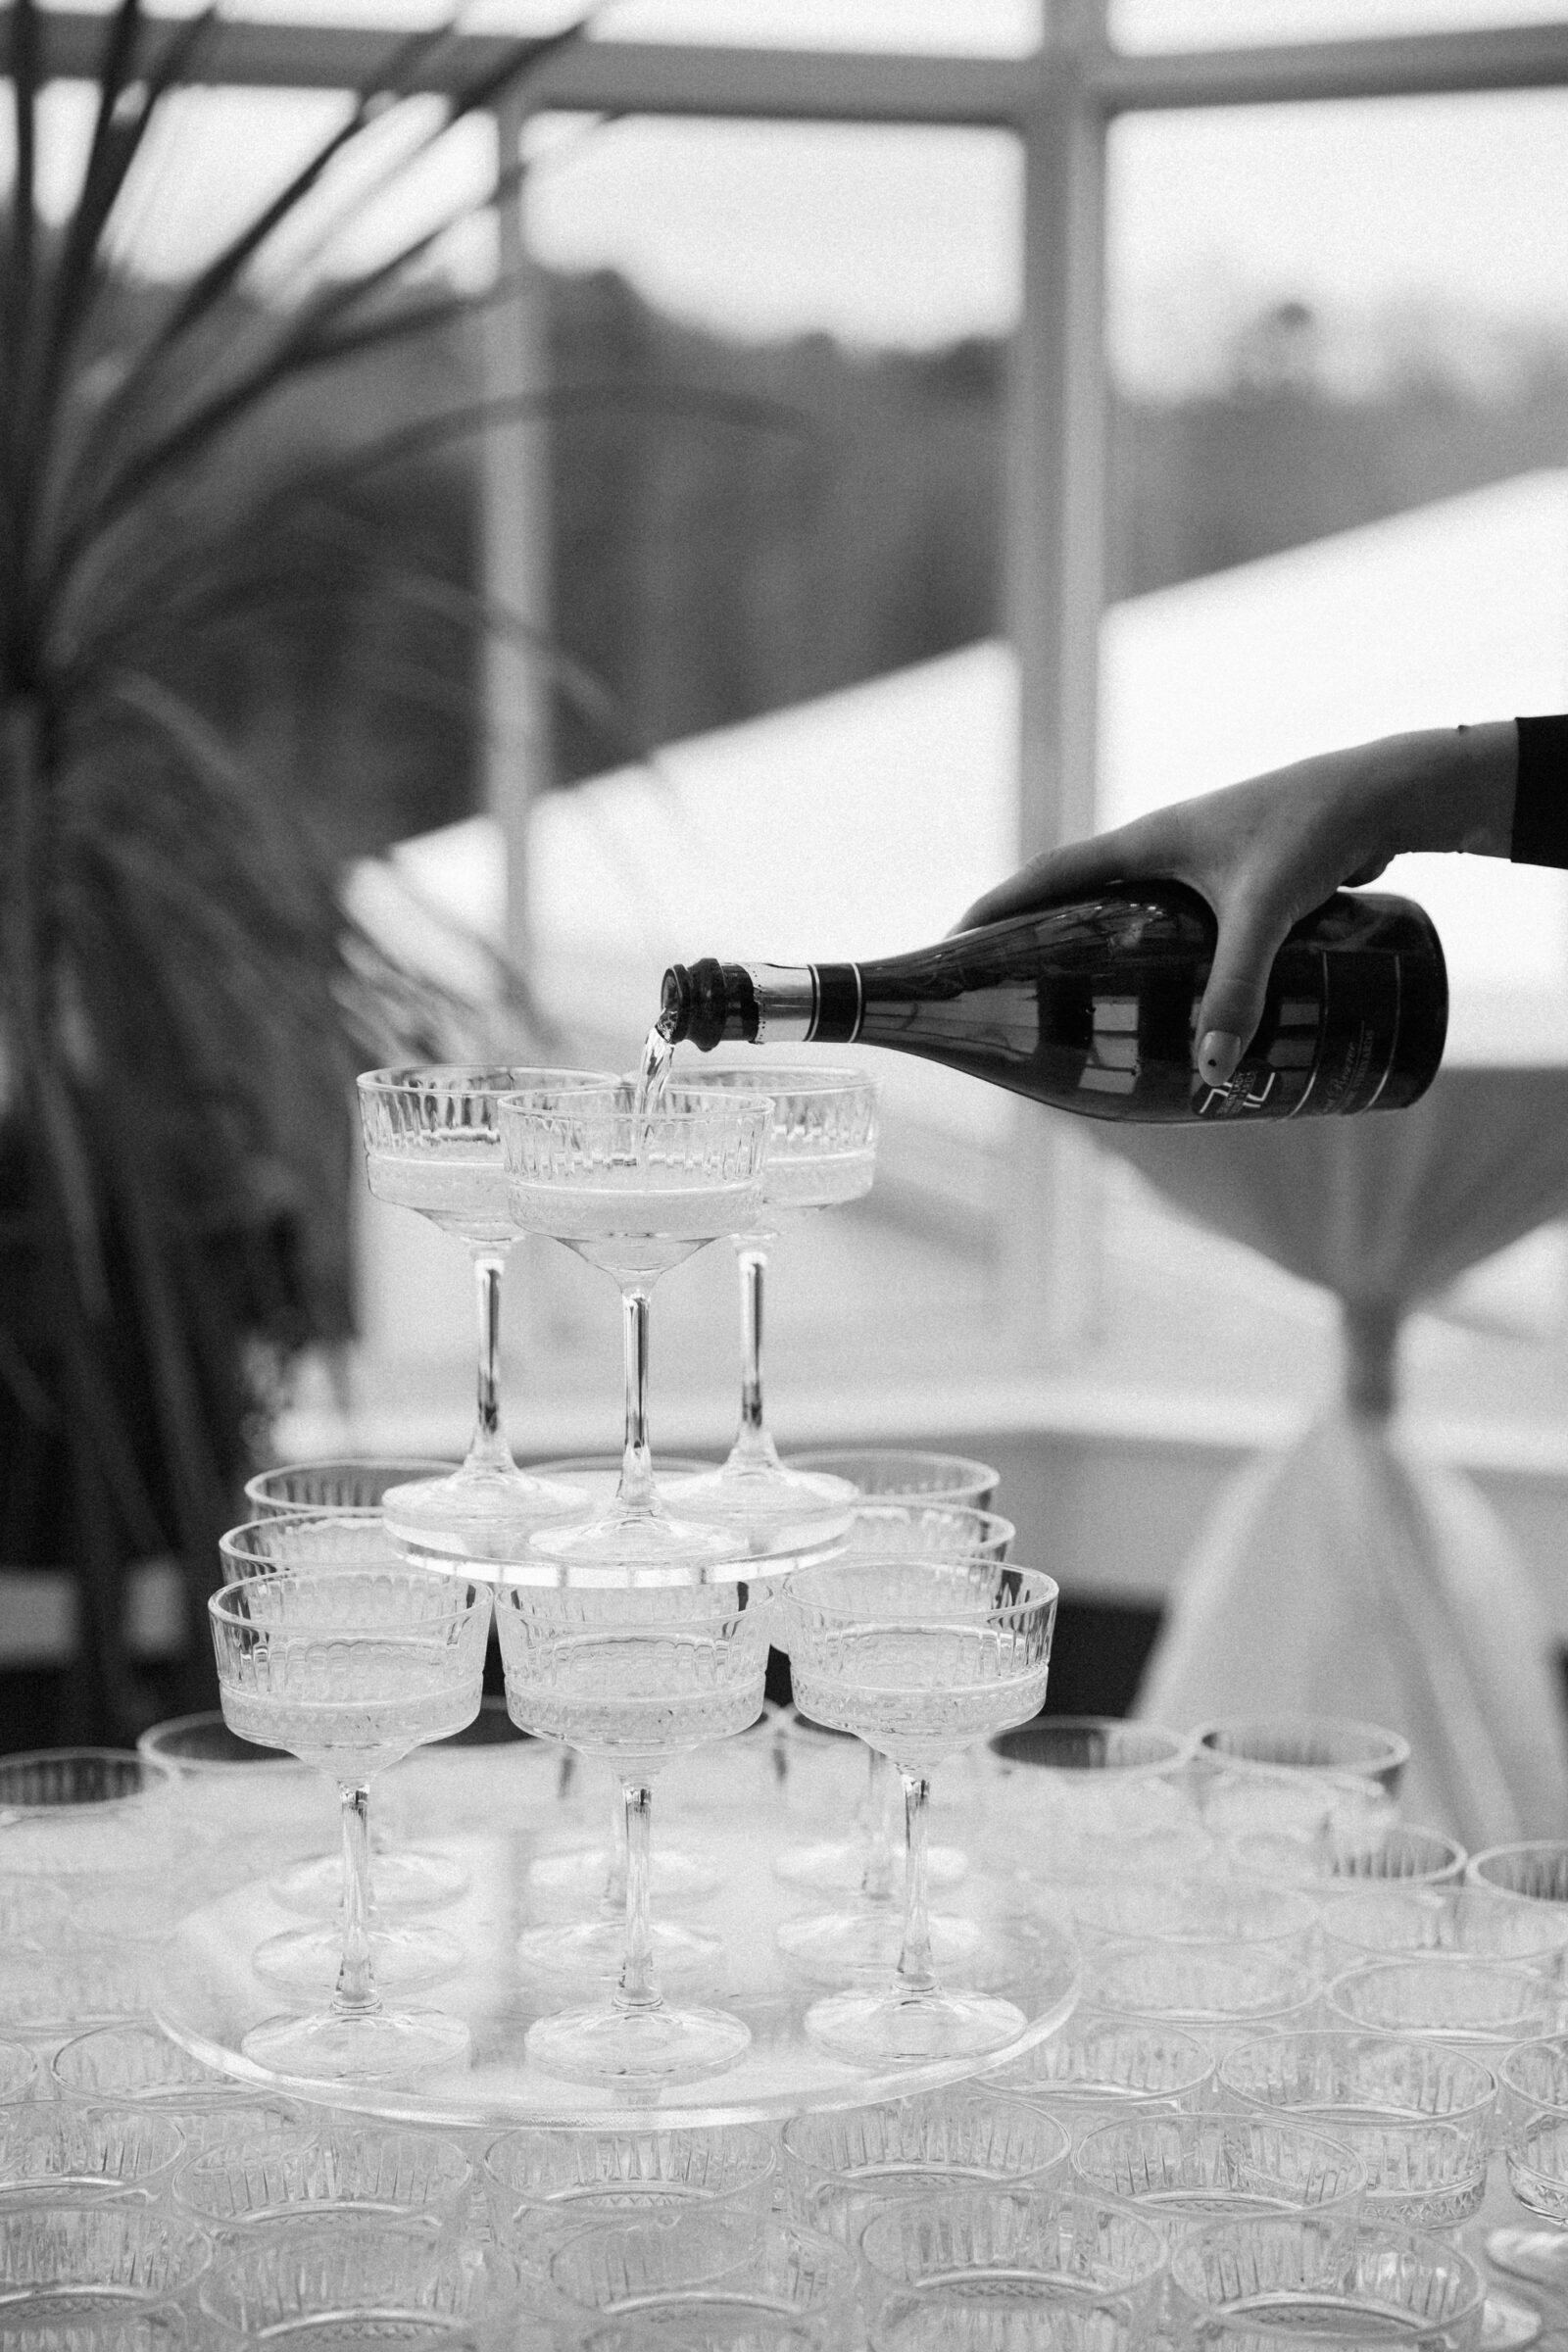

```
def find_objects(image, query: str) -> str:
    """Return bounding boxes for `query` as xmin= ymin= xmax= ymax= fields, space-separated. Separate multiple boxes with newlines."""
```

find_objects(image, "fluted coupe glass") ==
xmin=497 ymin=1577 xmax=769 ymax=2084
xmin=785 ymin=1555 xmax=1057 ymax=2062
xmin=659 ymin=1064 xmax=877 ymax=1537
xmin=1196 ymin=1714 xmax=1411 ymax=1797
xmin=1167 ymin=2214 xmax=1485 ymax=2351
xmin=357 ymin=1064 xmax=614 ymax=1559
xmin=502 ymin=1081 xmax=771 ymax=1567
xmin=209 ymin=1567 xmax=489 ymax=2082
xmin=776 ymin=1512 xmax=1015 ymax=1984
xmin=779 ymin=2089 xmax=1071 ymax=2245
xmin=244 ymin=1456 xmax=459 ymax=1516
xmin=219 ymin=1514 xmax=468 ymax=1955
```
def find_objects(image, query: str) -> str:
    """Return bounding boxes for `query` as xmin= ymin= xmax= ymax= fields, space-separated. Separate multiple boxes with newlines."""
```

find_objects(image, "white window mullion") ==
xmin=999 ymin=0 xmax=1110 ymax=1361
xmin=479 ymin=90 xmax=554 ymax=980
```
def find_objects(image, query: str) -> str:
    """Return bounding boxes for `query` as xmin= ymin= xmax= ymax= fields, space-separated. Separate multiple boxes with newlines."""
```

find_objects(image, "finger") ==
xmin=951 ymin=821 xmax=1161 ymax=935
xmin=1195 ymin=888 xmax=1295 ymax=1089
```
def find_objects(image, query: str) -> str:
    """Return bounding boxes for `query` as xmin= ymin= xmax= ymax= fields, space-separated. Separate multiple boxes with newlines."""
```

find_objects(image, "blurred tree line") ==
xmin=271 ymin=273 xmax=1568 ymax=847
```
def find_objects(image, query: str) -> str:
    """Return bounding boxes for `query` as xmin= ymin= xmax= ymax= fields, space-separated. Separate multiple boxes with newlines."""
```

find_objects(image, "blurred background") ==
xmin=9 ymin=0 xmax=1568 ymax=1754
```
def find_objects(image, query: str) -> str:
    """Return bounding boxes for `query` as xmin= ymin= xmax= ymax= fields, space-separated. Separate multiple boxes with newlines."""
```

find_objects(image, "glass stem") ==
xmin=601 ymin=1773 xmax=628 ymax=1911
xmin=729 ymin=1240 xmax=782 ymax=1472
xmin=334 ymin=1783 xmax=379 ymax=2017
xmin=615 ymin=1779 xmax=661 ymax=2014
xmin=860 ymin=1746 xmax=896 ymax=1905
xmin=895 ymin=1769 xmax=937 ymax=1997
xmin=466 ymin=1247 xmax=514 ymax=1476
xmin=618 ymin=1282 xmax=658 ymax=1513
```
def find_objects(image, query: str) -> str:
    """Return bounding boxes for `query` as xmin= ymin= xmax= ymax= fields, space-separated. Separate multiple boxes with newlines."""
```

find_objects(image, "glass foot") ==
xmin=270 ymin=1846 xmax=467 ymax=1920
xmin=240 ymin=2004 xmax=470 ymax=2083
xmin=516 ymin=1917 xmax=721 ymax=1983
xmin=662 ymin=1461 xmax=858 ymax=1540
xmin=525 ymin=1503 xmax=749 ymax=1571
xmin=252 ymin=1918 xmax=463 ymax=1997
xmin=382 ymin=1465 xmax=591 ymax=1562
xmin=772 ymin=1835 xmax=967 ymax=1894
xmin=776 ymin=1906 xmax=982 ymax=1984
xmin=525 ymin=2000 xmax=751 ymax=2087
xmin=1485 ymin=2292 xmax=1544 ymax=2351
xmin=804 ymin=1983 xmax=1026 ymax=2064
xmin=527 ymin=1842 xmax=720 ymax=1908
xmin=1486 ymin=2230 xmax=1568 ymax=2290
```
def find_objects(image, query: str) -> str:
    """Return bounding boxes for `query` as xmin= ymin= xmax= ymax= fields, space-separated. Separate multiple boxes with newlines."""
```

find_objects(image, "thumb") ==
xmin=1194 ymin=890 xmax=1293 ymax=1089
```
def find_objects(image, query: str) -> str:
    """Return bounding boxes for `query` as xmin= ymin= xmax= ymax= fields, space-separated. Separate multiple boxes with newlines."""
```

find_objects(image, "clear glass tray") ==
xmin=152 ymin=1730 xmax=1079 ymax=2130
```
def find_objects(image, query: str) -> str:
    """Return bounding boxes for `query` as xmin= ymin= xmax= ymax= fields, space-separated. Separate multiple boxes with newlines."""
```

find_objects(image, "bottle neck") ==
xmin=661 ymin=958 xmax=863 ymax=1048
xmin=746 ymin=962 xmax=862 ymax=1046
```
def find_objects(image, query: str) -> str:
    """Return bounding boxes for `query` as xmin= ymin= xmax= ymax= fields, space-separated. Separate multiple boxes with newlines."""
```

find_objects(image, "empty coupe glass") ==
xmin=1467 ymin=1841 xmax=1568 ymax=1902
xmin=785 ymin=1554 xmax=1057 ymax=2062
xmin=779 ymin=2088 xmax=1071 ymax=2245
xmin=552 ymin=2214 xmax=858 ymax=2351
xmin=1071 ymin=2111 xmax=1366 ymax=2230
xmin=357 ymin=1063 xmax=614 ymax=1559
xmin=209 ymin=1567 xmax=489 ymax=2082
xmin=1196 ymin=1715 xmax=1411 ymax=1796
xmin=172 ymin=2108 xmax=472 ymax=2236
xmin=497 ymin=1577 xmax=769 ymax=2084
xmin=481 ymin=2121 xmax=776 ymax=2279
xmin=1167 ymin=2214 xmax=1485 ymax=2351
xmin=858 ymin=2185 xmax=1168 ymax=2331
xmin=197 ymin=2217 xmax=517 ymax=2344
xmin=782 ymin=1448 xmax=1000 ymax=1507
xmin=244 ymin=1456 xmax=459 ymax=1516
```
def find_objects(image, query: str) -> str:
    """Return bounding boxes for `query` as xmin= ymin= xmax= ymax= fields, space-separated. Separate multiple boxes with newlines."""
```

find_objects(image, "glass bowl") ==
xmin=779 ymin=2087 xmax=1071 ymax=2243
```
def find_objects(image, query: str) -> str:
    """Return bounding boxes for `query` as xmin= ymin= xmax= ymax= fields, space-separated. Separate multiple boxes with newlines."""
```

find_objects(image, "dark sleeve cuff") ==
xmin=1513 ymin=713 xmax=1568 ymax=868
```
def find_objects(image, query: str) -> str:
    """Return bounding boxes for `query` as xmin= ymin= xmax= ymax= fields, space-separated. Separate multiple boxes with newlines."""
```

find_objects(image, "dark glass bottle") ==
xmin=660 ymin=883 xmax=1447 ymax=1123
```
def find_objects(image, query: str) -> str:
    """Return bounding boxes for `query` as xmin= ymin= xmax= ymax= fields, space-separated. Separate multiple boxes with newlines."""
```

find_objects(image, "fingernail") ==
xmin=1198 ymin=1030 xmax=1242 ymax=1086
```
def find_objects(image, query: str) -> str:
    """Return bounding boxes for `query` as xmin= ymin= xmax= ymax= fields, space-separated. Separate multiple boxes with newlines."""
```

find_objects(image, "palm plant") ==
xmin=0 ymin=0 xmax=583 ymax=1736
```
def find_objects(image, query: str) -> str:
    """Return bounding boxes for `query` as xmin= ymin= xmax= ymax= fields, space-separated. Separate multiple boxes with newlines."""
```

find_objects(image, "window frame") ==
xmin=18 ymin=0 xmax=1568 ymax=1367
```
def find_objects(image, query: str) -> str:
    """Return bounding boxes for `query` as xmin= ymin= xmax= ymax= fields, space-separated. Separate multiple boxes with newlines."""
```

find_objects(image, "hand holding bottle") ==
xmin=955 ymin=721 xmax=1518 ymax=1088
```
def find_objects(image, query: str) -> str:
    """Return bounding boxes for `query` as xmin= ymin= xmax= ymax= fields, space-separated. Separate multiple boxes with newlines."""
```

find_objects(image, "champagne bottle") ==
xmin=660 ymin=883 xmax=1446 ymax=1123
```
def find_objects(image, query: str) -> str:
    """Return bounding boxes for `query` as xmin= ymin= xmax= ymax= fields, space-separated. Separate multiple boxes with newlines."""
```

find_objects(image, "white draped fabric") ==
xmin=1096 ymin=1068 xmax=1568 ymax=1848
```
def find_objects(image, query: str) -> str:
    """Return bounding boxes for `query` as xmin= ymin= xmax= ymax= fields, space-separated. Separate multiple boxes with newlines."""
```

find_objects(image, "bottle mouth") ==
xmin=660 ymin=964 xmax=693 ymax=1045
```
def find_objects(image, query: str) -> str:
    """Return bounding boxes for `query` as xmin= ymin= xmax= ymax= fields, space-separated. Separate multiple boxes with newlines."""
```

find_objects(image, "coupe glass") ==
xmin=1486 ymin=2034 xmax=1568 ymax=2291
xmin=858 ymin=2186 xmax=1168 ymax=2333
xmin=481 ymin=2121 xmax=776 ymax=2281
xmin=775 ymin=1511 xmax=1014 ymax=1976
xmin=172 ymin=2109 xmax=472 ymax=2235
xmin=0 ymin=2202 xmax=213 ymax=2313
xmin=1323 ymin=1954 xmax=1565 ymax=2053
xmin=783 ymin=1448 xmax=1001 ymax=1507
xmin=244 ymin=1456 xmax=458 ymax=1515
xmin=1320 ymin=1885 xmax=1568 ymax=1973
xmin=1217 ymin=2032 xmax=1493 ymax=2229
xmin=220 ymin=1515 xmax=469 ymax=1955
xmin=501 ymin=1080 xmax=772 ymax=1568
xmin=658 ymin=1064 xmax=877 ymax=1536
xmin=208 ymin=1567 xmax=489 ymax=2082
xmin=521 ymin=1455 xmax=726 ymax=1918
xmin=357 ymin=1063 xmax=614 ymax=1559
xmin=0 ymin=2102 xmax=186 ymax=2205
xmin=1071 ymin=2111 xmax=1367 ymax=2229
xmin=552 ymin=2214 xmax=858 ymax=2351
xmin=1079 ymin=1938 xmax=1323 ymax=2061
xmin=197 ymin=2217 xmax=518 ymax=2345
xmin=1196 ymin=1715 xmax=1411 ymax=1797
xmin=785 ymin=1554 xmax=1057 ymax=2061
xmin=1467 ymin=1841 xmax=1568 ymax=1902
xmin=496 ymin=1577 xmax=769 ymax=2083
xmin=995 ymin=2014 xmax=1215 ymax=2126
xmin=1167 ymin=2215 xmax=1485 ymax=2350
xmin=779 ymin=2089 xmax=1071 ymax=2245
